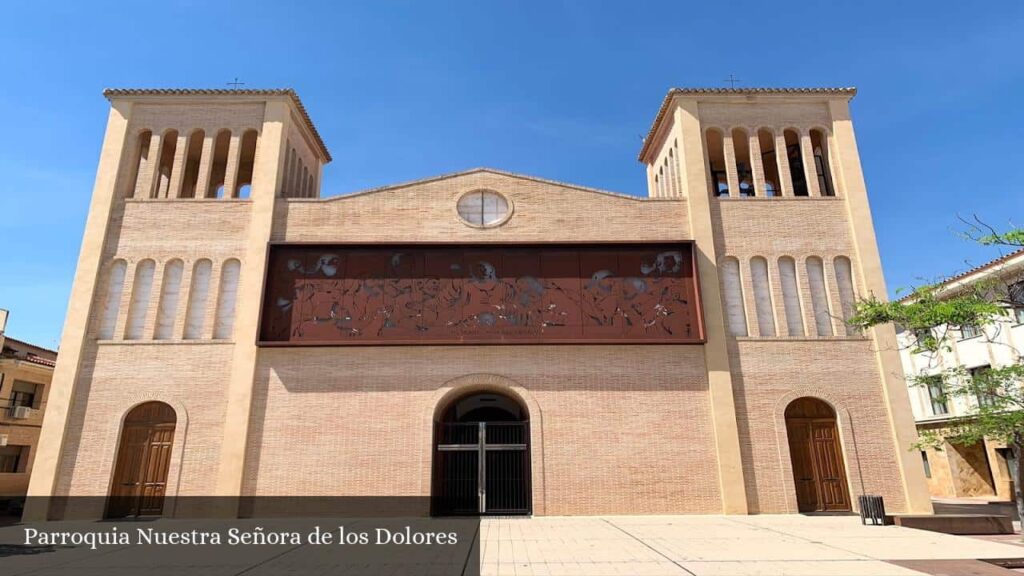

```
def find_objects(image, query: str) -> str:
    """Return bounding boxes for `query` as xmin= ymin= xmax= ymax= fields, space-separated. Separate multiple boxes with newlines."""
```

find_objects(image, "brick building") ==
xmin=0 ymin=310 xmax=56 ymax=511
xmin=25 ymin=87 xmax=931 ymax=520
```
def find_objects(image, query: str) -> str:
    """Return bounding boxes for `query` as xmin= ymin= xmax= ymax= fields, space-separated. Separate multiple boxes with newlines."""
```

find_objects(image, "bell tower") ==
xmin=24 ymin=89 xmax=330 ymax=520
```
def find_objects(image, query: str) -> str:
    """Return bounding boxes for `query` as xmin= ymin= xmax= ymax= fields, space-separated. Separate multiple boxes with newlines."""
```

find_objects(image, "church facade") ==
xmin=25 ymin=87 xmax=932 ymax=520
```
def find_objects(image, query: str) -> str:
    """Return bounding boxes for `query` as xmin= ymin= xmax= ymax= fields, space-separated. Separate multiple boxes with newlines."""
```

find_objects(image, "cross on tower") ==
xmin=723 ymin=74 xmax=740 ymax=89
xmin=227 ymin=77 xmax=245 ymax=89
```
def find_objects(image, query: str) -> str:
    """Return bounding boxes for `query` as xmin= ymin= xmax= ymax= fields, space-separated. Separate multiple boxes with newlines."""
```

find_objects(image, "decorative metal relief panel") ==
xmin=259 ymin=243 xmax=703 ymax=345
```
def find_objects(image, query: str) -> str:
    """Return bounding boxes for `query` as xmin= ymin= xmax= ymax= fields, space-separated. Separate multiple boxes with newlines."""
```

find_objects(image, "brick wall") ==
xmin=244 ymin=345 xmax=722 ymax=515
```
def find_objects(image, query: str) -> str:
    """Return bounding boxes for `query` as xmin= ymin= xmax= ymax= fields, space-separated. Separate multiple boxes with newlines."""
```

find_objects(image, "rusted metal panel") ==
xmin=258 ymin=243 xmax=703 ymax=345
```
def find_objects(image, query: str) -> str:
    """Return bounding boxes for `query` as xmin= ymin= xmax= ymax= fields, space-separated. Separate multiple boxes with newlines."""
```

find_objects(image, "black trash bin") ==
xmin=858 ymin=495 xmax=886 ymax=525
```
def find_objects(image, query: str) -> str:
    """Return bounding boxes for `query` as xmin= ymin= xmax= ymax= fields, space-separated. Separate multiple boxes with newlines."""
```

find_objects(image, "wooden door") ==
xmin=787 ymin=419 xmax=820 ymax=512
xmin=107 ymin=402 xmax=176 ymax=518
xmin=810 ymin=421 xmax=850 ymax=511
xmin=785 ymin=398 xmax=851 ymax=513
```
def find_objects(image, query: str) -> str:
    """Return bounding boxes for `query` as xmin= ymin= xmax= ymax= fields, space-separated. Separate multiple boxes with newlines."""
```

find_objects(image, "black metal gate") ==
xmin=433 ymin=421 xmax=531 ymax=515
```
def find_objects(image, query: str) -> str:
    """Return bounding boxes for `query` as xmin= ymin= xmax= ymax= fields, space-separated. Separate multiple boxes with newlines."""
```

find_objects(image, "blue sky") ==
xmin=1 ymin=1 xmax=1022 ymax=348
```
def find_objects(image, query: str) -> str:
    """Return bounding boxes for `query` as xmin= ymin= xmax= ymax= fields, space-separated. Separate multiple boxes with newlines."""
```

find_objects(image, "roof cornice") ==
xmin=637 ymin=87 xmax=858 ymax=162
xmin=897 ymin=247 xmax=1024 ymax=303
xmin=103 ymin=88 xmax=331 ymax=162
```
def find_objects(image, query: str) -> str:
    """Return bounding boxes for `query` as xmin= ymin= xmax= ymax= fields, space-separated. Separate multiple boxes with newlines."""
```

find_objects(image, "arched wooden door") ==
xmin=785 ymin=397 xmax=851 ymax=512
xmin=432 ymin=391 xmax=531 ymax=516
xmin=106 ymin=402 xmax=176 ymax=518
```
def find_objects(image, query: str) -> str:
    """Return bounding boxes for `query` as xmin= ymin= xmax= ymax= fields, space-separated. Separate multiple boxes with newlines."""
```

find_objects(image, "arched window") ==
xmin=235 ymin=129 xmax=259 ymax=198
xmin=208 ymin=130 xmax=231 ymax=198
xmin=784 ymin=129 xmax=808 ymax=196
xmin=706 ymin=129 xmax=729 ymax=197
xmin=750 ymin=256 xmax=776 ymax=336
xmin=154 ymin=259 xmax=184 ymax=340
xmin=757 ymin=128 xmax=780 ymax=197
xmin=301 ymin=165 xmax=309 ymax=198
xmin=99 ymin=259 xmax=127 ymax=339
xmin=721 ymin=257 xmax=748 ymax=336
xmin=184 ymin=259 xmax=212 ymax=339
xmin=124 ymin=259 xmax=156 ymax=340
xmin=180 ymin=130 xmax=205 ymax=199
xmin=731 ymin=128 xmax=754 ymax=197
xmin=155 ymin=130 xmax=178 ymax=198
xmin=806 ymin=256 xmax=833 ymax=336
xmin=778 ymin=256 xmax=805 ymax=337
xmin=810 ymin=129 xmax=835 ymax=197
xmin=128 ymin=130 xmax=152 ymax=198
xmin=288 ymin=149 xmax=299 ymax=197
xmin=667 ymin=149 xmax=678 ymax=195
xmin=214 ymin=259 xmax=241 ymax=339
xmin=833 ymin=256 xmax=857 ymax=335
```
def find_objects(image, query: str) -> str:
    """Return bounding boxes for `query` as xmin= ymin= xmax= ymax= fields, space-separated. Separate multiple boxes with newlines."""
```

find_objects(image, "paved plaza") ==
xmin=481 ymin=515 xmax=1023 ymax=575
xmin=3 ymin=514 xmax=1024 ymax=575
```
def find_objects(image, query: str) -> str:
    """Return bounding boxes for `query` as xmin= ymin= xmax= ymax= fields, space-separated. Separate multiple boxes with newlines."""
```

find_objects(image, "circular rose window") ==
xmin=456 ymin=190 xmax=511 ymax=227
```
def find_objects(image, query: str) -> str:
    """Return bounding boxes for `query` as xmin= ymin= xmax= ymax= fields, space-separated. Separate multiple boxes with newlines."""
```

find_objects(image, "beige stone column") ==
xmin=195 ymin=134 xmax=215 ymax=199
xmin=212 ymin=100 xmax=290 ymax=515
xmin=828 ymin=99 xmax=932 ymax=514
xmin=136 ymin=132 xmax=163 ymax=199
xmin=673 ymin=102 xmax=749 ymax=514
xmin=775 ymin=132 xmax=794 ymax=197
xmin=748 ymin=130 xmax=766 ymax=198
xmin=167 ymin=133 xmax=189 ymax=198
xmin=800 ymin=132 xmax=821 ymax=197
xmin=23 ymin=101 xmax=134 ymax=521
xmin=222 ymin=133 xmax=243 ymax=199
xmin=722 ymin=131 xmax=739 ymax=198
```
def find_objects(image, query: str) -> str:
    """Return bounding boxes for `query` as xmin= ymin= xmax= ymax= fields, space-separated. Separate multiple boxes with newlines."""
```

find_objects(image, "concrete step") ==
xmin=892 ymin=514 xmax=1014 ymax=535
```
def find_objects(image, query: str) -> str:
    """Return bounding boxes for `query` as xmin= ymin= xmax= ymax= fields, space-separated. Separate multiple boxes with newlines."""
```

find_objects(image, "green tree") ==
xmin=849 ymin=221 xmax=1024 ymax=522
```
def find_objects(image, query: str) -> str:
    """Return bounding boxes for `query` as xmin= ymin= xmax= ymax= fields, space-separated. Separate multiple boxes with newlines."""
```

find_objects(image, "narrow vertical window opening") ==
xmin=778 ymin=256 xmax=804 ymax=337
xmin=757 ymin=128 xmax=780 ymax=197
xmin=722 ymin=257 xmax=748 ymax=336
xmin=208 ymin=130 xmax=231 ymax=198
xmin=784 ymin=129 xmax=808 ymax=197
xmin=184 ymin=259 xmax=212 ymax=339
xmin=707 ymin=129 xmax=729 ymax=197
xmin=806 ymin=256 xmax=833 ymax=336
xmin=810 ymin=129 xmax=836 ymax=197
xmin=214 ymin=259 xmax=241 ymax=339
xmin=181 ymin=130 xmax=205 ymax=199
xmin=154 ymin=259 xmax=184 ymax=340
xmin=833 ymin=256 xmax=857 ymax=335
xmin=124 ymin=259 xmax=156 ymax=340
xmin=99 ymin=259 xmax=127 ymax=339
xmin=750 ymin=256 xmax=776 ymax=336
xmin=731 ymin=128 xmax=754 ymax=197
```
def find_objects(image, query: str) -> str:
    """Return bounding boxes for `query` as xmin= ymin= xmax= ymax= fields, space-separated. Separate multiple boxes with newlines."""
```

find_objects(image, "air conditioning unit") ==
xmin=12 ymin=406 xmax=32 ymax=419
xmin=0 ymin=434 xmax=7 ymax=446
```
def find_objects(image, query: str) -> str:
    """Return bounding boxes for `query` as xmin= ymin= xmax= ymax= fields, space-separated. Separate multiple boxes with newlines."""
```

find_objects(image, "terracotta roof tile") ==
xmin=897 ymin=247 xmax=1024 ymax=302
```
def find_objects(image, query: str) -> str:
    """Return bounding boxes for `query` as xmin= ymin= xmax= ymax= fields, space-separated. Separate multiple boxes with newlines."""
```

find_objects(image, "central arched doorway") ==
xmin=785 ymin=397 xmax=851 ymax=512
xmin=432 ymin=391 xmax=531 ymax=516
xmin=106 ymin=401 xmax=176 ymax=518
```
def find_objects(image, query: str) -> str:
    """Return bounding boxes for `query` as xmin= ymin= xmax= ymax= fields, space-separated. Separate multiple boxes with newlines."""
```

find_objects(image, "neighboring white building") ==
xmin=898 ymin=248 xmax=1024 ymax=500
